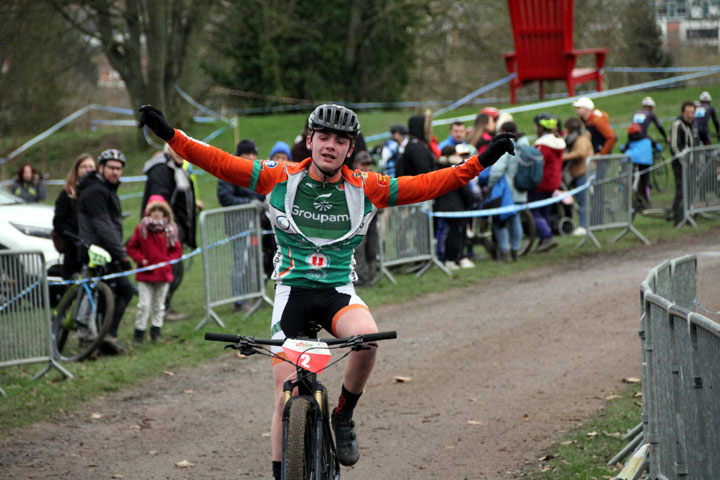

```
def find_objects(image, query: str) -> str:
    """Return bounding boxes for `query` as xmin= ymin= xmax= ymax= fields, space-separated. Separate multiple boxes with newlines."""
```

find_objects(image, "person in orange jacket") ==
xmin=573 ymin=97 xmax=617 ymax=155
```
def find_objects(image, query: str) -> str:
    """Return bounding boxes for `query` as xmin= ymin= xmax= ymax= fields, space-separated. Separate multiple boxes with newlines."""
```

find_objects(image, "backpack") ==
xmin=51 ymin=229 xmax=65 ymax=254
xmin=513 ymin=145 xmax=544 ymax=192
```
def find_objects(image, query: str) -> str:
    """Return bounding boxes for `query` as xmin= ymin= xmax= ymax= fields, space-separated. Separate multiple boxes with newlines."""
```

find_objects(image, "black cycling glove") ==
xmin=478 ymin=133 xmax=515 ymax=168
xmin=138 ymin=105 xmax=175 ymax=141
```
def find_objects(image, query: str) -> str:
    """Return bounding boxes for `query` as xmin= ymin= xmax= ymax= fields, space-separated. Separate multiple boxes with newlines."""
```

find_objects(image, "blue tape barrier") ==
xmin=175 ymin=82 xmax=231 ymax=123
xmin=432 ymin=75 xmax=516 ymax=118
xmin=0 ymin=279 xmax=42 ymax=315
xmin=46 ymin=229 xmax=253 ymax=287
xmin=365 ymin=67 xmax=720 ymax=142
xmin=429 ymin=178 xmax=591 ymax=219
xmin=605 ymin=65 xmax=720 ymax=73
xmin=2 ymin=105 xmax=132 ymax=163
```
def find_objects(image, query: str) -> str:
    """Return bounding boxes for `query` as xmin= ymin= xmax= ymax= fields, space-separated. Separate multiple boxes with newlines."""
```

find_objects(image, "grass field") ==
xmin=1 ymin=82 xmax=719 ymax=478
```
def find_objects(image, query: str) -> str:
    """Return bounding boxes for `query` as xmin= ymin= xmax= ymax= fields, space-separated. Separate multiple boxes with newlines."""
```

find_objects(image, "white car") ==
xmin=0 ymin=188 xmax=59 ymax=273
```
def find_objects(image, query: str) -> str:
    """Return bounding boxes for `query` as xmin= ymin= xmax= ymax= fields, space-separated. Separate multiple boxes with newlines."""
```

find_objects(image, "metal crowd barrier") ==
xmin=196 ymin=203 xmax=272 ymax=329
xmin=616 ymin=255 xmax=720 ymax=479
xmin=0 ymin=251 xmax=72 ymax=395
xmin=577 ymin=154 xmax=650 ymax=249
xmin=677 ymin=145 xmax=720 ymax=228
xmin=378 ymin=201 xmax=450 ymax=283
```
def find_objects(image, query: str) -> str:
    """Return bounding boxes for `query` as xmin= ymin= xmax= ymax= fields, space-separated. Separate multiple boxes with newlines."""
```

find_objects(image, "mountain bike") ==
xmin=51 ymin=234 xmax=115 ymax=362
xmin=205 ymin=326 xmax=397 ymax=480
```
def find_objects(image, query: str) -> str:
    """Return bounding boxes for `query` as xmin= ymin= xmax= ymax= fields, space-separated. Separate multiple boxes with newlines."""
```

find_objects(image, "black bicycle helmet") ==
xmin=308 ymin=104 xmax=360 ymax=138
xmin=97 ymin=148 xmax=127 ymax=166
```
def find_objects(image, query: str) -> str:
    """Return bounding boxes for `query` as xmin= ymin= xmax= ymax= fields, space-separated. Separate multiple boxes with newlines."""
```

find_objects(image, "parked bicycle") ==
xmin=51 ymin=233 xmax=115 ymax=362
xmin=205 ymin=326 xmax=397 ymax=480
xmin=650 ymin=148 xmax=670 ymax=194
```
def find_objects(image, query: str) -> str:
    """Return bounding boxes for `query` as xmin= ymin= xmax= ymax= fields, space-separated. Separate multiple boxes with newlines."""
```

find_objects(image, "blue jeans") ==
xmin=571 ymin=174 xmax=587 ymax=228
xmin=493 ymin=212 xmax=523 ymax=252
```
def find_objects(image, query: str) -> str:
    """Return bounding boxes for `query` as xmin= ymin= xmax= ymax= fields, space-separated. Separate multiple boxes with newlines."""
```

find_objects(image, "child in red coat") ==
xmin=126 ymin=195 xmax=182 ymax=343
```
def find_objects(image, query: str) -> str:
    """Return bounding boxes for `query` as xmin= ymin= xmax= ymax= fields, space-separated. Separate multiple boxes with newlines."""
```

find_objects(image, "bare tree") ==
xmin=0 ymin=2 xmax=97 ymax=137
xmin=49 ymin=0 xmax=214 ymax=126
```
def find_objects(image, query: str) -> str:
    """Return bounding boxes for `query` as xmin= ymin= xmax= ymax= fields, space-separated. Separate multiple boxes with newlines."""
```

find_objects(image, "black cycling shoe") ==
xmin=332 ymin=410 xmax=359 ymax=466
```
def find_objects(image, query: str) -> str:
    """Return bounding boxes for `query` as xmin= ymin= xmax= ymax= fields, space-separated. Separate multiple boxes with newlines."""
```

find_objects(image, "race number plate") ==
xmin=282 ymin=339 xmax=332 ymax=374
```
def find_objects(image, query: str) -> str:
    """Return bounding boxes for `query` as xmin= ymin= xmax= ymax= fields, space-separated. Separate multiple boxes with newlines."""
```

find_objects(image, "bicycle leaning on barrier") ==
xmin=50 ymin=233 xmax=115 ymax=362
xmin=206 ymin=327 xmax=396 ymax=480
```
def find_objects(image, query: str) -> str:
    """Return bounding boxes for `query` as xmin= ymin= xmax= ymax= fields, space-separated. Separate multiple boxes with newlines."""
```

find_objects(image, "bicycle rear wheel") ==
xmin=651 ymin=161 xmax=669 ymax=193
xmin=283 ymin=397 xmax=315 ymax=480
xmin=518 ymin=209 xmax=537 ymax=256
xmin=52 ymin=281 xmax=114 ymax=362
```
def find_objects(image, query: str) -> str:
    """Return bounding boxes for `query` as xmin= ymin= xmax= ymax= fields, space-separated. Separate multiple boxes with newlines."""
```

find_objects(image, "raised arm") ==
xmin=138 ymin=105 xmax=285 ymax=195
xmin=365 ymin=134 xmax=514 ymax=207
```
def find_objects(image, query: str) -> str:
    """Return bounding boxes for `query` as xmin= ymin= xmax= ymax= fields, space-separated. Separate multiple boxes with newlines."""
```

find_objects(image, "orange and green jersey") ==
xmin=167 ymin=130 xmax=487 ymax=287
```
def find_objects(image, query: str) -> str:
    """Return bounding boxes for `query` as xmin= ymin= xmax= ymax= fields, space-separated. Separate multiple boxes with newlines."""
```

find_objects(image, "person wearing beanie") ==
xmin=269 ymin=141 xmax=291 ymax=162
xmin=235 ymin=139 xmax=258 ymax=157
xmin=396 ymin=112 xmax=436 ymax=176
xmin=126 ymin=195 xmax=182 ymax=344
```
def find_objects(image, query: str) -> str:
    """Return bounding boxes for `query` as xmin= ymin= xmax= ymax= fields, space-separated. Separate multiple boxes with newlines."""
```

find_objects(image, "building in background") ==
xmin=655 ymin=0 xmax=720 ymax=48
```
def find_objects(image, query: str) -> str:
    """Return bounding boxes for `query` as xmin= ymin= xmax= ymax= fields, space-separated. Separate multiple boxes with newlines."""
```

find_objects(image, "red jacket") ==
xmin=126 ymin=224 xmax=182 ymax=283
xmin=534 ymin=133 xmax=567 ymax=193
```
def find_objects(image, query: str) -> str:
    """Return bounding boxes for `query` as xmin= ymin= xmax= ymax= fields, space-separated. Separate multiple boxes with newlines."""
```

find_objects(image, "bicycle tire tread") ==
xmin=284 ymin=397 xmax=312 ymax=480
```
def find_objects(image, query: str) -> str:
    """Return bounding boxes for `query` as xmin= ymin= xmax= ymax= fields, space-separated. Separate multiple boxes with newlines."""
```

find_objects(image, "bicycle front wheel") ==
xmin=52 ymin=281 xmax=114 ymax=362
xmin=283 ymin=397 xmax=315 ymax=480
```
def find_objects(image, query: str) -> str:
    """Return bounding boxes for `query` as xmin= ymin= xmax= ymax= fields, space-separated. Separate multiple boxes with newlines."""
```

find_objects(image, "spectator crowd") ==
xmin=3 ymin=91 xmax=712 ymax=354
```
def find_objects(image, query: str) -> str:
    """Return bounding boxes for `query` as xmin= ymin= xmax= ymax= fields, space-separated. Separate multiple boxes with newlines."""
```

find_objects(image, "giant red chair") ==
xmin=502 ymin=0 xmax=609 ymax=104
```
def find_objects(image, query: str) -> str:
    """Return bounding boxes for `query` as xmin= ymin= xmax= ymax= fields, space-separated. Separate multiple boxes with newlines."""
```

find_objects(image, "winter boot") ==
xmin=133 ymin=329 xmax=145 ymax=344
xmin=498 ymin=250 xmax=512 ymax=262
xmin=150 ymin=326 xmax=162 ymax=344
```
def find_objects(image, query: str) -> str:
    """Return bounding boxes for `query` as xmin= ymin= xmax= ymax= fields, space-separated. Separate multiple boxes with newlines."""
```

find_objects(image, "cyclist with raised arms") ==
xmin=632 ymin=96 xmax=669 ymax=144
xmin=138 ymin=104 xmax=513 ymax=480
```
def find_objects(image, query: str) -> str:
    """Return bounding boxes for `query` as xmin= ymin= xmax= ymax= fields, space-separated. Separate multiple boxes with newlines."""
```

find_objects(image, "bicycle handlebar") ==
xmin=204 ymin=331 xmax=397 ymax=346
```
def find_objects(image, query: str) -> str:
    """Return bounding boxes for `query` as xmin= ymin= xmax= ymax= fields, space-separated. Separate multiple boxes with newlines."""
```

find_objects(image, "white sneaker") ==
xmin=444 ymin=261 xmax=460 ymax=271
xmin=571 ymin=226 xmax=587 ymax=236
xmin=458 ymin=257 xmax=475 ymax=269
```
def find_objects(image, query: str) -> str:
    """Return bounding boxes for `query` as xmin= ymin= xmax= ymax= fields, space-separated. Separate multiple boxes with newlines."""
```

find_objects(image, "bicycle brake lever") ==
xmin=349 ymin=336 xmax=378 ymax=352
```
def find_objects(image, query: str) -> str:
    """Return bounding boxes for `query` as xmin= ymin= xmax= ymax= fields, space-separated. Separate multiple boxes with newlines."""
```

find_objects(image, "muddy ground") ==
xmin=1 ymin=232 xmax=718 ymax=479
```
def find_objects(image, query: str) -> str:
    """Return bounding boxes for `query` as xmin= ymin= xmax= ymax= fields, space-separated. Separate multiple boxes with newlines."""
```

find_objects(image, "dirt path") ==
xmin=2 ymin=233 xmax=719 ymax=480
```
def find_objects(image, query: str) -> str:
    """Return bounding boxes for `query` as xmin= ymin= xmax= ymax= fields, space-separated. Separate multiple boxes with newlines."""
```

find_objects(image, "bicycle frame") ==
xmin=55 ymin=280 xmax=99 ymax=329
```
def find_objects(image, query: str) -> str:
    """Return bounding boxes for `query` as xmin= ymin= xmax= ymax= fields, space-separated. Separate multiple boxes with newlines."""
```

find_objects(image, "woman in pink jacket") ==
xmin=126 ymin=195 xmax=182 ymax=343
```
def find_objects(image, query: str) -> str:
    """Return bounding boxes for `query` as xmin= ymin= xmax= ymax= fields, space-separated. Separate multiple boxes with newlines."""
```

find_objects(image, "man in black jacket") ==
xmin=77 ymin=149 xmax=134 ymax=353
xmin=141 ymin=144 xmax=199 ymax=320
xmin=669 ymin=101 xmax=699 ymax=226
